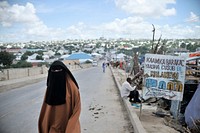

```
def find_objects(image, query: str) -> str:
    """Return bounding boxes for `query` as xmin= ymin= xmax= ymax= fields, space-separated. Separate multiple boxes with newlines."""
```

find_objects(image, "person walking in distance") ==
xmin=38 ymin=60 xmax=81 ymax=133
xmin=102 ymin=62 xmax=106 ymax=73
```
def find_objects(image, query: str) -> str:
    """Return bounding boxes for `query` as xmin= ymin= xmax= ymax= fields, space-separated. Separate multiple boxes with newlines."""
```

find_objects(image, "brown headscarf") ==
xmin=38 ymin=60 xmax=81 ymax=133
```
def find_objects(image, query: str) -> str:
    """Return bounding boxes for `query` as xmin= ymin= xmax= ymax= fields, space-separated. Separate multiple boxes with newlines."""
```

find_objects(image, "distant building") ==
xmin=43 ymin=50 xmax=55 ymax=57
xmin=27 ymin=53 xmax=38 ymax=60
xmin=171 ymin=48 xmax=189 ymax=56
xmin=27 ymin=59 xmax=44 ymax=67
xmin=6 ymin=48 xmax=21 ymax=54
xmin=196 ymin=47 xmax=200 ymax=52
xmin=65 ymin=52 xmax=93 ymax=64
xmin=63 ymin=60 xmax=80 ymax=66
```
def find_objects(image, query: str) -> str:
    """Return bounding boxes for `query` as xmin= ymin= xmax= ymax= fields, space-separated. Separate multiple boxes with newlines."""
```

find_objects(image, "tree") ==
xmin=139 ymin=46 xmax=150 ymax=54
xmin=0 ymin=51 xmax=15 ymax=68
xmin=21 ymin=51 xmax=33 ymax=60
xmin=96 ymin=42 xmax=101 ymax=48
xmin=12 ymin=60 xmax=32 ymax=68
xmin=180 ymin=43 xmax=186 ymax=48
xmin=36 ymin=50 xmax=44 ymax=55
xmin=104 ymin=44 xmax=108 ymax=52
xmin=187 ymin=43 xmax=200 ymax=52
xmin=36 ymin=55 xmax=43 ymax=60
xmin=83 ymin=50 xmax=91 ymax=54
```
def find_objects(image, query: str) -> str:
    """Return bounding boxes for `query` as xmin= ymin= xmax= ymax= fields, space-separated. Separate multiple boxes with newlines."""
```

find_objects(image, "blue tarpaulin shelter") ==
xmin=65 ymin=52 xmax=92 ymax=60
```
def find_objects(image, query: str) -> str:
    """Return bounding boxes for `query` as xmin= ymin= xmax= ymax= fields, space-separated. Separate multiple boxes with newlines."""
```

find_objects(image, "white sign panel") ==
xmin=142 ymin=54 xmax=186 ymax=101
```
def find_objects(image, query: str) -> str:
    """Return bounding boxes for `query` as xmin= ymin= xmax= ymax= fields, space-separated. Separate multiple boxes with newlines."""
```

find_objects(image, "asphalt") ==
xmin=0 ymin=66 xmax=175 ymax=133
xmin=0 ymin=73 xmax=47 ymax=93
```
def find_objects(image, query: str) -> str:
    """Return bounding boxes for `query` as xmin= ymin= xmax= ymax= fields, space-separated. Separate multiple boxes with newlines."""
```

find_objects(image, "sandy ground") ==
xmin=133 ymin=104 xmax=180 ymax=133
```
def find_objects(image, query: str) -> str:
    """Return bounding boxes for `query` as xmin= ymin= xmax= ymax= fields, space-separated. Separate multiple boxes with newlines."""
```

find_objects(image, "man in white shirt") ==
xmin=121 ymin=77 xmax=141 ymax=103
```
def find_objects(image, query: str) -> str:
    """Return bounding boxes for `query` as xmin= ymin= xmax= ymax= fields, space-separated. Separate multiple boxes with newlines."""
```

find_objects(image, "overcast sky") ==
xmin=0 ymin=0 xmax=200 ymax=42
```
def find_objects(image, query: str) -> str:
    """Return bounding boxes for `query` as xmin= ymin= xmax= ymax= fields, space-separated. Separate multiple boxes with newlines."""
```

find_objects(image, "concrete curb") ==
xmin=110 ymin=67 xmax=147 ymax=133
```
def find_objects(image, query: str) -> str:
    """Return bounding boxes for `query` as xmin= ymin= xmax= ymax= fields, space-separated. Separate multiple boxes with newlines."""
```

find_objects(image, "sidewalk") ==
xmin=110 ymin=67 xmax=179 ymax=133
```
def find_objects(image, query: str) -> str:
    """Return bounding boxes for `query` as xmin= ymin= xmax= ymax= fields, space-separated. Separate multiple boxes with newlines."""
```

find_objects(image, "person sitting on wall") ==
xmin=120 ymin=77 xmax=141 ymax=104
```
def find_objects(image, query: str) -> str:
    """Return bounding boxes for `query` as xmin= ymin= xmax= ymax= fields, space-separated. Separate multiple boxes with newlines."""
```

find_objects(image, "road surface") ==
xmin=0 ymin=65 xmax=133 ymax=133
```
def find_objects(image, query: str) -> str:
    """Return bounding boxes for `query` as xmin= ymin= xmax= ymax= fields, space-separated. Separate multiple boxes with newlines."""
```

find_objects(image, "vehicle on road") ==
xmin=92 ymin=61 xmax=98 ymax=66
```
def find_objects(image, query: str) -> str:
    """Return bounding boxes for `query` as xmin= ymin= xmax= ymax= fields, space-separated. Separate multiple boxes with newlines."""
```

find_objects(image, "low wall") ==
xmin=0 ymin=66 xmax=48 ymax=81
xmin=0 ymin=63 xmax=92 ymax=81
xmin=67 ymin=63 xmax=92 ymax=70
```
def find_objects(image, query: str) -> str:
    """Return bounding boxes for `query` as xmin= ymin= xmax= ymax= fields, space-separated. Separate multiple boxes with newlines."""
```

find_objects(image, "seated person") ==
xmin=121 ymin=77 xmax=141 ymax=103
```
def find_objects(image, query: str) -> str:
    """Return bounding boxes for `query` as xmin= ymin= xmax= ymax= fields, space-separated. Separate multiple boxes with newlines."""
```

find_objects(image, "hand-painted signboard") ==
xmin=142 ymin=54 xmax=186 ymax=101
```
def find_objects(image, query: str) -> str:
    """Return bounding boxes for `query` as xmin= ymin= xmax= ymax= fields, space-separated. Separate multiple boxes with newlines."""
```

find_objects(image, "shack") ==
xmin=170 ymin=55 xmax=200 ymax=121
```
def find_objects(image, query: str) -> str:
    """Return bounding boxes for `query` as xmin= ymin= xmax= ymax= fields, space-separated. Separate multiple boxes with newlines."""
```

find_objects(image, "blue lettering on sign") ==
xmin=146 ymin=79 xmax=157 ymax=88
xmin=158 ymin=81 xmax=166 ymax=90
xmin=145 ymin=79 xmax=182 ymax=92
xmin=177 ymin=66 xmax=182 ymax=71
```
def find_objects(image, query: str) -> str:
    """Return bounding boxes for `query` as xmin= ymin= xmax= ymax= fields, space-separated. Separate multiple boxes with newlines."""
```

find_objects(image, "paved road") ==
xmin=0 ymin=80 xmax=45 ymax=133
xmin=0 ymin=65 xmax=133 ymax=133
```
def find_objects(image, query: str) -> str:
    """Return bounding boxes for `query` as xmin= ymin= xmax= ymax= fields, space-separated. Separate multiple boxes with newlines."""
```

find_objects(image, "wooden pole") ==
xmin=151 ymin=24 xmax=155 ymax=53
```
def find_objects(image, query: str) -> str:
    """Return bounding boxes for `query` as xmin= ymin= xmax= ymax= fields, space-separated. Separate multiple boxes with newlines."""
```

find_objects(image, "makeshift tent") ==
xmin=189 ymin=51 xmax=200 ymax=57
xmin=65 ymin=52 xmax=92 ymax=60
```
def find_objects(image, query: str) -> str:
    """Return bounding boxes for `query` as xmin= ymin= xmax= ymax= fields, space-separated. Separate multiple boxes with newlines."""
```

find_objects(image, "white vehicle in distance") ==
xmin=92 ymin=61 xmax=98 ymax=66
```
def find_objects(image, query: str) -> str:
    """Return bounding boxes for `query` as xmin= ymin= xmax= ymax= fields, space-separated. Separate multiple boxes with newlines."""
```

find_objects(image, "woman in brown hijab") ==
xmin=38 ymin=60 xmax=81 ymax=133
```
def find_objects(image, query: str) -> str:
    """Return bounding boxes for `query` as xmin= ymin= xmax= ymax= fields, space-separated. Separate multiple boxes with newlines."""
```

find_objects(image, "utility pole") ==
xmin=152 ymin=24 xmax=155 ymax=53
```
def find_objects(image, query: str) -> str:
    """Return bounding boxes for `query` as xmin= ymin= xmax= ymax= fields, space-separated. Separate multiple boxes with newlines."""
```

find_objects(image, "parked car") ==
xmin=92 ymin=61 xmax=98 ymax=66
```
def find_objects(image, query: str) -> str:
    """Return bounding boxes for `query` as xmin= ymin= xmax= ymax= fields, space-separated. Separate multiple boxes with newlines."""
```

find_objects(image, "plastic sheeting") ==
xmin=185 ymin=84 xmax=200 ymax=128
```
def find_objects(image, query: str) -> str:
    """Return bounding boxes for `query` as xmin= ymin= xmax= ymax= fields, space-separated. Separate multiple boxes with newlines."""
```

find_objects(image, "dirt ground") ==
xmin=113 ymin=68 xmax=181 ymax=133
xmin=132 ymin=104 xmax=180 ymax=133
